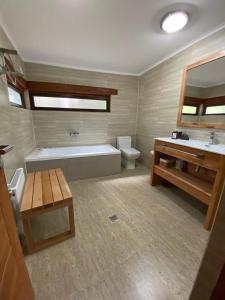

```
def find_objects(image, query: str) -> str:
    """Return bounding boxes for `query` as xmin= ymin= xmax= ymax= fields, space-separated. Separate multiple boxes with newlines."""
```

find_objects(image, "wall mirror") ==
xmin=177 ymin=51 xmax=225 ymax=129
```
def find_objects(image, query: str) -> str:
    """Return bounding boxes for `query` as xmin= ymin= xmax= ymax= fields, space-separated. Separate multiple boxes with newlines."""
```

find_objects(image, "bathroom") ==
xmin=1 ymin=1 xmax=225 ymax=299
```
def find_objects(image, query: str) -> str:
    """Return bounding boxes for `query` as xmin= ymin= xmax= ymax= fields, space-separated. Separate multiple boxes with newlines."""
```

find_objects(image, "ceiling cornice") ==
xmin=24 ymin=59 xmax=138 ymax=77
xmin=138 ymin=23 xmax=225 ymax=76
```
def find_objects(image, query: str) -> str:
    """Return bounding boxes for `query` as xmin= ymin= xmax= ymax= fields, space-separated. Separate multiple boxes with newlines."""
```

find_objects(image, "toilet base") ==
xmin=122 ymin=158 xmax=136 ymax=169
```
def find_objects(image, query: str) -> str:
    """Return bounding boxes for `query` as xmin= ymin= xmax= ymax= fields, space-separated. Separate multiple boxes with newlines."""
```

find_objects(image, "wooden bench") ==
xmin=20 ymin=168 xmax=75 ymax=254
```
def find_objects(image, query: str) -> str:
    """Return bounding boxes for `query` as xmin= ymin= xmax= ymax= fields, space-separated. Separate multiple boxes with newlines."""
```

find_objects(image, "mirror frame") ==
xmin=177 ymin=50 xmax=225 ymax=129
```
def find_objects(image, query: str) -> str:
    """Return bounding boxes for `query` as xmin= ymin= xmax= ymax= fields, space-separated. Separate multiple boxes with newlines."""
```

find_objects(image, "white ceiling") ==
xmin=187 ymin=56 xmax=225 ymax=88
xmin=0 ymin=0 xmax=225 ymax=75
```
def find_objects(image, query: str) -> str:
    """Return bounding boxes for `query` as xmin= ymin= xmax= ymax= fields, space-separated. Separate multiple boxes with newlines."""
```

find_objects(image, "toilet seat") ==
xmin=120 ymin=148 xmax=140 ymax=159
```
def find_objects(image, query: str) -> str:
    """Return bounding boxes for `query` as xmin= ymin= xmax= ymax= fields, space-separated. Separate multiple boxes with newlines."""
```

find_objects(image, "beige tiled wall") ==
xmin=25 ymin=63 xmax=139 ymax=147
xmin=0 ymin=25 xmax=35 ymax=181
xmin=1 ymin=22 xmax=225 ymax=179
xmin=136 ymin=28 xmax=225 ymax=166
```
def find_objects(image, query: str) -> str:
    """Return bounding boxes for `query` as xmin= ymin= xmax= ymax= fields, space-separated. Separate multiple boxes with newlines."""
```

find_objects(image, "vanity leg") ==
xmin=151 ymin=173 xmax=164 ymax=186
xmin=205 ymin=200 xmax=218 ymax=230
xmin=150 ymin=149 xmax=164 ymax=186
xmin=204 ymin=169 xmax=225 ymax=230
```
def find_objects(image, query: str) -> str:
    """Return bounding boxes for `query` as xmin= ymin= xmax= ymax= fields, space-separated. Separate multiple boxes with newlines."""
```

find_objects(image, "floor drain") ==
xmin=109 ymin=214 xmax=119 ymax=223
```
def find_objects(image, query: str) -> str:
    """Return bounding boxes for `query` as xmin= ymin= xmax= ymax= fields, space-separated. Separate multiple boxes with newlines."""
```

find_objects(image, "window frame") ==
xmin=8 ymin=84 xmax=26 ymax=109
xmin=27 ymin=81 xmax=117 ymax=113
xmin=29 ymin=92 xmax=111 ymax=112
xmin=182 ymin=104 xmax=199 ymax=115
xmin=4 ymin=56 xmax=27 ymax=109
xmin=203 ymin=104 xmax=225 ymax=116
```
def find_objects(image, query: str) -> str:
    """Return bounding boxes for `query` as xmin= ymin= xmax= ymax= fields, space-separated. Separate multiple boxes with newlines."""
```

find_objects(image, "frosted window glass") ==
xmin=33 ymin=96 xmax=107 ymax=110
xmin=8 ymin=86 xmax=23 ymax=106
xmin=205 ymin=105 xmax=225 ymax=115
xmin=182 ymin=105 xmax=197 ymax=114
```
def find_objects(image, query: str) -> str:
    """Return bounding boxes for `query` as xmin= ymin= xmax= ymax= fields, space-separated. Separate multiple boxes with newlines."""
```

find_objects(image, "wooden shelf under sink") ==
xmin=151 ymin=138 xmax=225 ymax=230
xmin=154 ymin=165 xmax=213 ymax=205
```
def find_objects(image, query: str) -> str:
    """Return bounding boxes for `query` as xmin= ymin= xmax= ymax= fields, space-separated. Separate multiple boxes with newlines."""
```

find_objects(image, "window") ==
xmin=182 ymin=105 xmax=198 ymax=115
xmin=4 ymin=57 xmax=26 ymax=108
xmin=7 ymin=86 xmax=25 ymax=108
xmin=204 ymin=105 xmax=225 ymax=115
xmin=30 ymin=95 xmax=110 ymax=112
xmin=28 ymin=81 xmax=118 ymax=112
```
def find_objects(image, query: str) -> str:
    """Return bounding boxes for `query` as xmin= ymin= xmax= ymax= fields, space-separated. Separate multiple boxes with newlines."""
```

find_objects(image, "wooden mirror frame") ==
xmin=177 ymin=50 xmax=225 ymax=129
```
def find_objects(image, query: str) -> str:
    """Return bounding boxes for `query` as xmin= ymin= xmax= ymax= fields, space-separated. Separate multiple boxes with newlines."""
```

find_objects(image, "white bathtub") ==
xmin=25 ymin=144 xmax=121 ymax=181
xmin=25 ymin=144 xmax=120 ymax=162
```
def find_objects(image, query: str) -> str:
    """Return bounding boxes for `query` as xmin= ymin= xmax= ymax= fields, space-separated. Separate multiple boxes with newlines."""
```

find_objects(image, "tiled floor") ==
xmin=25 ymin=165 xmax=209 ymax=300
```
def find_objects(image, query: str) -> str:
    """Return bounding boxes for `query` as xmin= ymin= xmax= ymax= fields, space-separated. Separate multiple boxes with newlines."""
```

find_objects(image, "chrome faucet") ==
xmin=209 ymin=131 xmax=216 ymax=145
xmin=69 ymin=130 xmax=79 ymax=137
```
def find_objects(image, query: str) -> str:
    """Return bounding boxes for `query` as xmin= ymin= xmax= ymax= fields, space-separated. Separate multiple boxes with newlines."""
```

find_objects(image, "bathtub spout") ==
xmin=69 ymin=130 xmax=79 ymax=136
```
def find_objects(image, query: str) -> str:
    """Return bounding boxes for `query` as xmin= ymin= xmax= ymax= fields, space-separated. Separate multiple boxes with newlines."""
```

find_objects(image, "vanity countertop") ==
xmin=154 ymin=137 xmax=225 ymax=156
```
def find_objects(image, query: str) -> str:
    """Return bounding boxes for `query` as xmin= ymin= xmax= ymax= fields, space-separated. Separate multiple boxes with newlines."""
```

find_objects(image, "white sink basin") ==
xmin=155 ymin=137 xmax=225 ymax=156
xmin=203 ymin=143 xmax=225 ymax=153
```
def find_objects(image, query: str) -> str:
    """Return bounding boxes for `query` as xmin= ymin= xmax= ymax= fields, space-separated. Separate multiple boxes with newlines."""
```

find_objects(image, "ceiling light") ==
xmin=161 ymin=11 xmax=189 ymax=33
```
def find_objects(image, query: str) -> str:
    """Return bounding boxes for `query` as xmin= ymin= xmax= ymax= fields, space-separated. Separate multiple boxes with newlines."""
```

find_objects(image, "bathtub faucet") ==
xmin=69 ymin=130 xmax=80 ymax=137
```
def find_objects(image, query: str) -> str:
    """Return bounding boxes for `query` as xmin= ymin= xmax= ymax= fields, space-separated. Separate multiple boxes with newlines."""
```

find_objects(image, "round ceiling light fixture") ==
xmin=161 ymin=11 xmax=189 ymax=33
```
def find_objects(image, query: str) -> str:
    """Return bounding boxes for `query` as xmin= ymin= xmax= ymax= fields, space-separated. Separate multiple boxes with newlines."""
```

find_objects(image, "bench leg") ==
xmin=22 ymin=201 xmax=75 ymax=254
xmin=22 ymin=215 xmax=35 ymax=254
xmin=68 ymin=202 xmax=75 ymax=236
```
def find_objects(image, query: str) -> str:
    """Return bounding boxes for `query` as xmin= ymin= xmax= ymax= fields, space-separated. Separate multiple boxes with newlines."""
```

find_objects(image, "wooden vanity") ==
xmin=151 ymin=138 xmax=225 ymax=230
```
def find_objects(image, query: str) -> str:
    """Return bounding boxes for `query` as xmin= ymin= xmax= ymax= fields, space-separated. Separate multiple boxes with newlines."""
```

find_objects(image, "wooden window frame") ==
xmin=203 ymin=104 xmax=225 ymax=116
xmin=182 ymin=104 xmax=199 ymax=116
xmin=27 ymin=81 xmax=118 ymax=113
xmin=8 ymin=84 xmax=26 ymax=109
xmin=202 ymin=96 xmax=225 ymax=116
xmin=5 ymin=57 xmax=27 ymax=109
xmin=182 ymin=96 xmax=202 ymax=116
xmin=29 ymin=93 xmax=111 ymax=112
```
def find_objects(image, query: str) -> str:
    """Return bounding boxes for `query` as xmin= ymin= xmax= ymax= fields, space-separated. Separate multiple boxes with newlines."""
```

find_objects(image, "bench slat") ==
xmin=20 ymin=168 xmax=75 ymax=254
xmin=42 ymin=171 xmax=53 ymax=206
xmin=20 ymin=168 xmax=71 ymax=214
xmin=20 ymin=173 xmax=35 ymax=212
xmin=56 ymin=169 xmax=72 ymax=200
xmin=32 ymin=172 xmax=43 ymax=209
xmin=49 ymin=169 xmax=63 ymax=203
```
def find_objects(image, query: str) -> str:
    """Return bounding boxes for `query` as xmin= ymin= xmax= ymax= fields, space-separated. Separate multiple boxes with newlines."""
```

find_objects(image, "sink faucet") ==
xmin=209 ymin=131 xmax=216 ymax=145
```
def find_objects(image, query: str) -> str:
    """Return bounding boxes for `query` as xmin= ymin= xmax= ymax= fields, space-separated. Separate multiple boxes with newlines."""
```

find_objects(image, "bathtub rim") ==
xmin=24 ymin=144 xmax=121 ymax=162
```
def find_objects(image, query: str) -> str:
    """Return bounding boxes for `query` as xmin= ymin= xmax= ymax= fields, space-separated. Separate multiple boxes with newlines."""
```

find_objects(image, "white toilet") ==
xmin=117 ymin=136 xmax=140 ymax=169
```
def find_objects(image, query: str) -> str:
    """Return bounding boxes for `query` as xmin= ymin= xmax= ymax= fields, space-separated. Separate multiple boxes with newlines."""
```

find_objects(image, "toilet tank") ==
xmin=117 ymin=136 xmax=131 ymax=149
